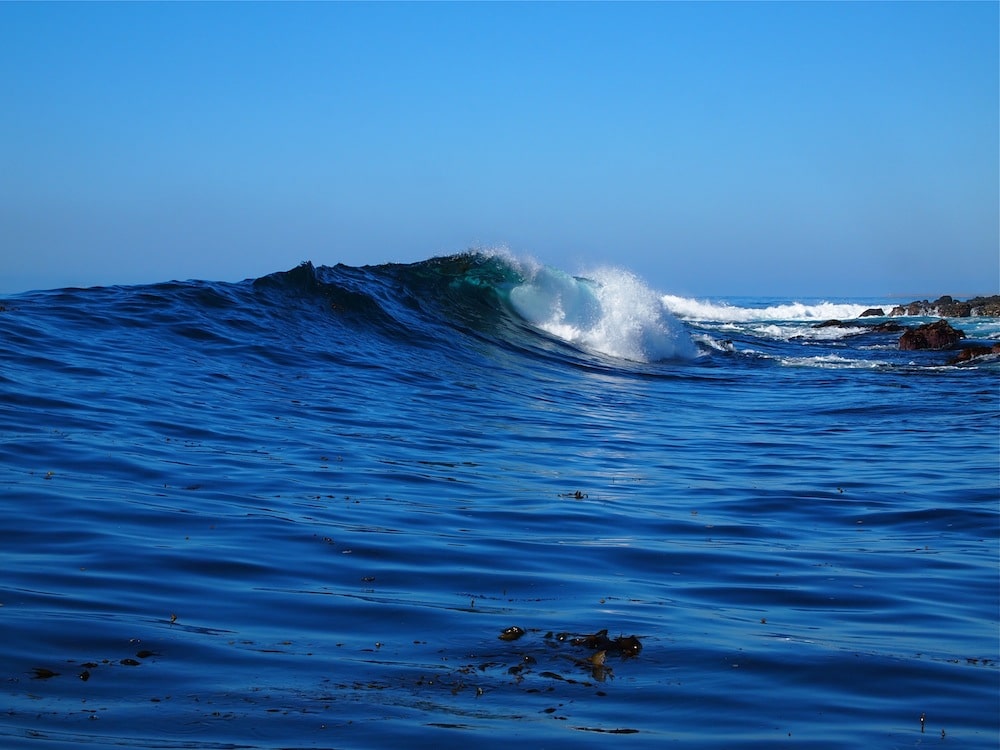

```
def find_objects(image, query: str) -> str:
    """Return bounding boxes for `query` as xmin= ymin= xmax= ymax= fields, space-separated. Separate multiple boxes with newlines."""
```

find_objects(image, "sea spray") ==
xmin=507 ymin=264 xmax=697 ymax=362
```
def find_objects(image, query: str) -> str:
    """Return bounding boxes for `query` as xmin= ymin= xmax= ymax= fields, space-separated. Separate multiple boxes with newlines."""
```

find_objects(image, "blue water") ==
xmin=2 ymin=252 xmax=997 ymax=749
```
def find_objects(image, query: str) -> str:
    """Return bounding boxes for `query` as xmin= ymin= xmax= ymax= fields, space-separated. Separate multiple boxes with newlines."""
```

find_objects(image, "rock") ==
xmin=932 ymin=295 xmax=972 ymax=318
xmin=812 ymin=319 xmax=901 ymax=333
xmin=889 ymin=295 xmax=1000 ymax=318
xmin=969 ymin=295 xmax=1000 ymax=316
xmin=892 ymin=300 xmax=932 ymax=316
xmin=813 ymin=319 xmax=857 ymax=328
xmin=869 ymin=321 xmax=903 ymax=333
xmin=948 ymin=343 xmax=1000 ymax=364
xmin=860 ymin=307 xmax=885 ymax=317
xmin=898 ymin=320 xmax=966 ymax=350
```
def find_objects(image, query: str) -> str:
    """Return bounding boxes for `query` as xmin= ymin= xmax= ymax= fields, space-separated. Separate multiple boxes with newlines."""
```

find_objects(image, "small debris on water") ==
xmin=499 ymin=626 xmax=526 ymax=641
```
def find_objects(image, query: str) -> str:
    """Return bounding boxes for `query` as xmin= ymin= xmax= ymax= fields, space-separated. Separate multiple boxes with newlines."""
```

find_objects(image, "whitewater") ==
xmin=1 ymin=251 xmax=997 ymax=749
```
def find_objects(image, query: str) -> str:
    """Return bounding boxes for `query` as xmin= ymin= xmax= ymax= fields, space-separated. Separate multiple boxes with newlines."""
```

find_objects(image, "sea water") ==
xmin=1 ymin=251 xmax=997 ymax=748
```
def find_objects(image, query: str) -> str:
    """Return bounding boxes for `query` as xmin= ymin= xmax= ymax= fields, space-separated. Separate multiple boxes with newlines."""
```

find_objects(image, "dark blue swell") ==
xmin=0 ymin=255 xmax=996 ymax=749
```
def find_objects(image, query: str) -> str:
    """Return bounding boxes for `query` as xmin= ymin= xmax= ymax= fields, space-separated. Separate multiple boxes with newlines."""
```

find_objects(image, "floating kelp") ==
xmin=498 ymin=626 xmax=526 ymax=641
xmin=487 ymin=627 xmax=645 ymax=684
xmin=498 ymin=627 xmax=642 ymax=657
xmin=24 ymin=646 xmax=159 ymax=684
xmin=545 ymin=629 xmax=643 ymax=656
xmin=565 ymin=629 xmax=643 ymax=657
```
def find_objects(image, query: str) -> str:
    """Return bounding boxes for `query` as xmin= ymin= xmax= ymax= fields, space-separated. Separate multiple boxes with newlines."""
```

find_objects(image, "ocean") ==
xmin=1 ymin=251 xmax=997 ymax=749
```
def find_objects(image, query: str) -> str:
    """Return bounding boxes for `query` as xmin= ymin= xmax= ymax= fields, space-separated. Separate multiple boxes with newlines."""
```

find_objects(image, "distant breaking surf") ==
xmin=660 ymin=295 xmax=884 ymax=323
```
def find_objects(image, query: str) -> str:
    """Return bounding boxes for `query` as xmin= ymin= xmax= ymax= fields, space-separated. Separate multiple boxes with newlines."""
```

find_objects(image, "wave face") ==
xmin=255 ymin=251 xmax=698 ymax=365
xmin=0 ymin=253 xmax=997 ymax=749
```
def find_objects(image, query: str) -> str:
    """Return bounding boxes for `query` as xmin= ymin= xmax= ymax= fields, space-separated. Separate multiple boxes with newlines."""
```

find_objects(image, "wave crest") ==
xmin=253 ymin=252 xmax=698 ymax=364
xmin=506 ymin=262 xmax=697 ymax=363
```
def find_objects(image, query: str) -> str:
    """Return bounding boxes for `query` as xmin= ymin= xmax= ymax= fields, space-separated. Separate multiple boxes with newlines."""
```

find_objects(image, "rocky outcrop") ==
xmin=948 ymin=343 xmax=1000 ymax=364
xmin=805 ymin=298 xmax=994 ymax=358
xmin=811 ymin=319 xmax=902 ymax=332
xmin=889 ymin=295 xmax=1000 ymax=318
xmin=868 ymin=321 xmax=904 ymax=333
xmin=813 ymin=319 xmax=860 ymax=328
xmin=969 ymin=295 xmax=1000 ymax=316
xmin=898 ymin=320 xmax=966 ymax=350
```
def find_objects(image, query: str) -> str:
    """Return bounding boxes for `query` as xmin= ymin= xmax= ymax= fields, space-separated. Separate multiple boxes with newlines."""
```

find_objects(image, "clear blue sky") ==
xmin=2 ymin=1 xmax=997 ymax=298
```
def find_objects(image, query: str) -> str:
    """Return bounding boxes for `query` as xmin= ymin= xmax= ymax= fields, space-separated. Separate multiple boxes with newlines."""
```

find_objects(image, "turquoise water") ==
xmin=1 ymin=253 xmax=997 ymax=748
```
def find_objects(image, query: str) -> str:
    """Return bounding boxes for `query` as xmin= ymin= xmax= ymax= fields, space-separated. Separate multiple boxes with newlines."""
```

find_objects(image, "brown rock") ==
xmin=935 ymin=299 xmax=972 ymax=317
xmin=969 ymin=296 xmax=1000 ymax=316
xmin=948 ymin=343 xmax=1000 ymax=364
xmin=812 ymin=319 xmax=902 ymax=333
xmin=860 ymin=307 xmax=885 ymax=317
xmin=889 ymin=295 xmax=1000 ymax=318
xmin=868 ymin=321 xmax=903 ymax=333
xmin=813 ymin=319 xmax=857 ymax=329
xmin=898 ymin=320 xmax=966 ymax=350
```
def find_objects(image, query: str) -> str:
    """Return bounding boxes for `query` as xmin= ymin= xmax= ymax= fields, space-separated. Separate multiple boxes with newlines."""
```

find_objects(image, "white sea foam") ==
xmin=507 ymin=264 xmax=697 ymax=362
xmin=777 ymin=353 xmax=890 ymax=369
xmin=750 ymin=323 xmax=863 ymax=341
